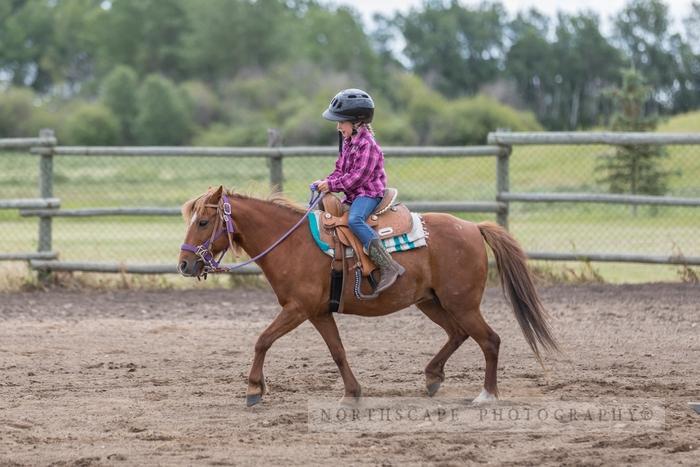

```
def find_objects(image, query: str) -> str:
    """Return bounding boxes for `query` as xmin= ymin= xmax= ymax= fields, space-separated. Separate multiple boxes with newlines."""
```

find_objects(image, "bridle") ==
xmin=180 ymin=188 xmax=323 ymax=278
xmin=180 ymin=192 xmax=236 ymax=277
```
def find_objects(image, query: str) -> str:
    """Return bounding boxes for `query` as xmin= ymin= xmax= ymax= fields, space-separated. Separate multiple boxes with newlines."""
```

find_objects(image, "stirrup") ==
xmin=354 ymin=267 xmax=380 ymax=300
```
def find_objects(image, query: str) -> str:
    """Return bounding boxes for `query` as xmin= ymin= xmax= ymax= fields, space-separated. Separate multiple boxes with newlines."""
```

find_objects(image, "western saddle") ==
xmin=317 ymin=188 xmax=413 ymax=309
xmin=318 ymin=188 xmax=413 ymax=277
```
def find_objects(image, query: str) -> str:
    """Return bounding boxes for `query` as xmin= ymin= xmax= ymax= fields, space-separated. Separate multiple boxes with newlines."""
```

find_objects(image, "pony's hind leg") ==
xmin=417 ymin=299 xmax=469 ymax=397
xmin=446 ymin=306 xmax=501 ymax=403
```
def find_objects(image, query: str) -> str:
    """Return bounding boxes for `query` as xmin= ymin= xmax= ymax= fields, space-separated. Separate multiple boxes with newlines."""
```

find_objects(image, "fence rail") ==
xmin=33 ymin=145 xmax=503 ymax=158
xmin=487 ymin=132 xmax=700 ymax=145
xmin=20 ymin=201 xmax=506 ymax=218
xmin=29 ymin=260 xmax=261 ymax=275
xmin=498 ymin=192 xmax=700 ymax=207
xmin=527 ymin=252 xmax=700 ymax=265
xmin=1 ymin=130 xmax=699 ymax=276
xmin=0 ymin=252 xmax=58 ymax=261
xmin=0 ymin=136 xmax=56 ymax=148
xmin=0 ymin=198 xmax=60 ymax=209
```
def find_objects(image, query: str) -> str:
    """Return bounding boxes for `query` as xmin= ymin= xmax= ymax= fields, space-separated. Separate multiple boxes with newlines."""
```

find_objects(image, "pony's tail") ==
xmin=478 ymin=221 xmax=560 ymax=364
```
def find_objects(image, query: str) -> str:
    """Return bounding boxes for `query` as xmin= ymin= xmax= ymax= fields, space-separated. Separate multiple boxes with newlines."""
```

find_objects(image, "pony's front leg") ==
xmin=309 ymin=312 xmax=361 ymax=404
xmin=246 ymin=306 xmax=306 ymax=407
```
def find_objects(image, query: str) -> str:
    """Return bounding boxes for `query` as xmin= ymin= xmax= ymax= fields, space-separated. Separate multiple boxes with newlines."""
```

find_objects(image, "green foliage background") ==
xmin=2 ymin=0 xmax=699 ymax=145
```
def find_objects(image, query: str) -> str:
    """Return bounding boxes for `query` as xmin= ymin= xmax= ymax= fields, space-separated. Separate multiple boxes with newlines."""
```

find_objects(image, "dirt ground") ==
xmin=0 ymin=283 xmax=698 ymax=466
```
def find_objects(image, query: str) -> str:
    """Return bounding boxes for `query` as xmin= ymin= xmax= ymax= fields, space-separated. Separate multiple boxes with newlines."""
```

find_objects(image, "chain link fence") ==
xmin=492 ymin=132 xmax=700 ymax=282
xmin=508 ymin=143 xmax=699 ymax=261
xmin=1 ymin=131 xmax=698 ymax=283
xmin=1 ymin=151 xmax=41 ymax=255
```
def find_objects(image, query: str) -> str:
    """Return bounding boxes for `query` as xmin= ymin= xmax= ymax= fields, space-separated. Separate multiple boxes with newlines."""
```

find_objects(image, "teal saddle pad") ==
xmin=308 ymin=211 xmax=427 ymax=258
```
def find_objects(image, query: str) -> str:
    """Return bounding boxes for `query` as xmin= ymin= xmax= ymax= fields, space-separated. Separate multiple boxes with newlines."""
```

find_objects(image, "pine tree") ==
xmin=597 ymin=69 xmax=669 ymax=197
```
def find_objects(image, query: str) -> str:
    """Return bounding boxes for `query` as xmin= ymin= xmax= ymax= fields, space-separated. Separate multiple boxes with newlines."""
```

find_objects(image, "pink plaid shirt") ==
xmin=326 ymin=126 xmax=387 ymax=203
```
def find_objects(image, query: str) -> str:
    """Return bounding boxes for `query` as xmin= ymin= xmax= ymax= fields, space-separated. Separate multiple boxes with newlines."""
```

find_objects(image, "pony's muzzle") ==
xmin=178 ymin=259 xmax=201 ymax=277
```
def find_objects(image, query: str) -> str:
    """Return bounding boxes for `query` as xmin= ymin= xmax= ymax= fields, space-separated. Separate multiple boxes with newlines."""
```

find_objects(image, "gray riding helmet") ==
xmin=322 ymin=88 xmax=375 ymax=123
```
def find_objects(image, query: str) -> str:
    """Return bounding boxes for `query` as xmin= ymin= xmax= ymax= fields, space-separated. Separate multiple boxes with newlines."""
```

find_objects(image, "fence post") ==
xmin=496 ymin=143 xmax=511 ymax=229
xmin=267 ymin=128 xmax=283 ymax=192
xmin=37 ymin=129 xmax=55 ymax=280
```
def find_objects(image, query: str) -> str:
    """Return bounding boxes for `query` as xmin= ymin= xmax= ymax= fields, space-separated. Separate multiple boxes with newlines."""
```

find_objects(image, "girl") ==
xmin=314 ymin=88 xmax=405 ymax=294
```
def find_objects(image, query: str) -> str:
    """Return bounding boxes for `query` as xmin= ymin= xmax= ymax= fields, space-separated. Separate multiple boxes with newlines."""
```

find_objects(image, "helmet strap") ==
xmin=338 ymin=131 xmax=343 ymax=154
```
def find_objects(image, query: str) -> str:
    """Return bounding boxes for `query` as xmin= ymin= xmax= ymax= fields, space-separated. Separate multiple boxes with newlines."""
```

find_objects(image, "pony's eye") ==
xmin=198 ymin=219 xmax=209 ymax=227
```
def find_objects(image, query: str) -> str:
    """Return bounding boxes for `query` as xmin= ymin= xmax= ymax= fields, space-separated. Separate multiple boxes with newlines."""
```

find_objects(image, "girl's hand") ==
xmin=316 ymin=180 xmax=330 ymax=193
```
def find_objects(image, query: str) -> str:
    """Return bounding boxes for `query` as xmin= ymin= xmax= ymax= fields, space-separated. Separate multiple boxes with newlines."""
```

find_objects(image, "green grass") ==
xmin=2 ymin=114 xmax=699 ymax=285
xmin=658 ymin=110 xmax=700 ymax=132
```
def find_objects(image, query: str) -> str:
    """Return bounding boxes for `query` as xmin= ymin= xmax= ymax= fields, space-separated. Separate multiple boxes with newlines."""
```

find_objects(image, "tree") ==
xmin=394 ymin=1 xmax=506 ymax=96
xmin=134 ymin=74 xmax=192 ymax=145
xmin=675 ymin=2 xmax=700 ymax=111
xmin=505 ymin=10 xmax=558 ymax=126
xmin=182 ymin=0 xmax=294 ymax=82
xmin=670 ymin=34 xmax=700 ymax=112
xmin=597 ymin=69 xmax=669 ymax=197
xmin=506 ymin=10 xmax=622 ymax=129
xmin=95 ymin=0 xmax=189 ymax=79
xmin=296 ymin=4 xmax=382 ymax=89
xmin=552 ymin=12 xmax=623 ymax=129
xmin=41 ymin=0 xmax=102 ymax=92
xmin=0 ymin=0 xmax=55 ymax=91
xmin=685 ymin=2 xmax=700 ymax=52
xmin=613 ymin=0 xmax=679 ymax=111
xmin=101 ymin=65 xmax=139 ymax=143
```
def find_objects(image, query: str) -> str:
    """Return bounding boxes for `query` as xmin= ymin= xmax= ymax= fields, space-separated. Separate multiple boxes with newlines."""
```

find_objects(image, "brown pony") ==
xmin=178 ymin=186 xmax=558 ymax=406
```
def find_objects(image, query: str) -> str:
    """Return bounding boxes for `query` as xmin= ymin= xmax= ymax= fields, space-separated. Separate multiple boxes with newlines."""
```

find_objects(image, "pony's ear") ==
xmin=208 ymin=185 xmax=224 ymax=202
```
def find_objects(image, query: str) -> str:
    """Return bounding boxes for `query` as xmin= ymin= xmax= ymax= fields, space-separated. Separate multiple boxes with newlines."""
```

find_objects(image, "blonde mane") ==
xmin=267 ymin=192 xmax=306 ymax=214
xmin=181 ymin=188 xmax=306 ymax=223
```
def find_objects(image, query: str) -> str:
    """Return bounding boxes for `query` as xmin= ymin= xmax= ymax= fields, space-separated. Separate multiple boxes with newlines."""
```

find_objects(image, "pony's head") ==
xmin=178 ymin=185 xmax=237 ymax=278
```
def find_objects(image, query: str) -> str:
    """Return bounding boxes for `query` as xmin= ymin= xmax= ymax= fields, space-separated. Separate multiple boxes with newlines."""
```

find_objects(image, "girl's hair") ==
xmin=354 ymin=121 xmax=375 ymax=136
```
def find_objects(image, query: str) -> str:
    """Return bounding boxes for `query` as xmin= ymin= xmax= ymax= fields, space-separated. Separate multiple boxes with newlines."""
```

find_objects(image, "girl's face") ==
xmin=336 ymin=121 xmax=354 ymax=139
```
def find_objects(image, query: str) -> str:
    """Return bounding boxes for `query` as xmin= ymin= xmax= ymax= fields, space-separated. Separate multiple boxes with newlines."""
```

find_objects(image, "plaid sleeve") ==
xmin=327 ymin=140 xmax=377 ymax=192
xmin=326 ymin=154 xmax=343 ymax=181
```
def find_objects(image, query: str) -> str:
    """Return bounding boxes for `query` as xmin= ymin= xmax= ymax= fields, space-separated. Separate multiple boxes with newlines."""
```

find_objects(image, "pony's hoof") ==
xmin=246 ymin=394 xmax=263 ymax=407
xmin=471 ymin=388 xmax=498 ymax=405
xmin=339 ymin=388 xmax=362 ymax=407
xmin=426 ymin=381 xmax=442 ymax=397
xmin=339 ymin=395 xmax=361 ymax=407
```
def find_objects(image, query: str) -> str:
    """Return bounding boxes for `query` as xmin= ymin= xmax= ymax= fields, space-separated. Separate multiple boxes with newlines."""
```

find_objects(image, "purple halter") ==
xmin=180 ymin=188 xmax=322 ymax=276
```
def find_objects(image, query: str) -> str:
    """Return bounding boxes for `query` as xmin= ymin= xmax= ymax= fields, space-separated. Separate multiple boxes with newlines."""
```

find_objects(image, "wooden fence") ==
xmin=0 ymin=130 xmax=59 ymax=262
xmin=2 ymin=130 xmax=699 ymax=274
xmin=487 ymin=132 xmax=700 ymax=266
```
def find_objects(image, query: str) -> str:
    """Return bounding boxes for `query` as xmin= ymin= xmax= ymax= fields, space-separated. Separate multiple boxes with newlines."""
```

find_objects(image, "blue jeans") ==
xmin=348 ymin=196 xmax=380 ymax=248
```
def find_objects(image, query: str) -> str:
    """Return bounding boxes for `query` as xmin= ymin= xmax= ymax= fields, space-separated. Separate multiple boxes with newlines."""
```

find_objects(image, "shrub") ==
xmin=192 ymin=122 xmax=268 ymax=146
xmin=432 ymin=95 xmax=541 ymax=145
xmin=180 ymin=80 xmax=221 ymax=128
xmin=0 ymin=87 xmax=36 ymax=136
xmin=64 ymin=103 xmax=120 ymax=145
xmin=134 ymin=74 xmax=193 ymax=145
xmin=101 ymin=65 xmax=139 ymax=143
